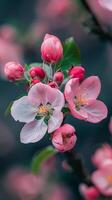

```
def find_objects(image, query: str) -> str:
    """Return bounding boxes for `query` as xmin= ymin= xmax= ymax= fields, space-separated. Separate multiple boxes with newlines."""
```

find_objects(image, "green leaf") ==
xmin=57 ymin=37 xmax=81 ymax=71
xmin=30 ymin=62 xmax=42 ymax=67
xmin=32 ymin=146 xmax=57 ymax=174
xmin=24 ymin=71 xmax=31 ymax=82
xmin=5 ymin=101 xmax=13 ymax=116
xmin=43 ymin=63 xmax=53 ymax=79
xmin=25 ymin=64 xmax=31 ymax=71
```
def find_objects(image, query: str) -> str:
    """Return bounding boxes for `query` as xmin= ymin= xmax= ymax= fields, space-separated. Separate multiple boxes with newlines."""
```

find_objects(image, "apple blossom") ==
xmin=64 ymin=76 xmax=108 ymax=123
xmin=79 ymin=184 xmax=100 ymax=200
xmin=30 ymin=79 xmax=40 ymax=86
xmin=53 ymin=71 xmax=64 ymax=84
xmin=41 ymin=34 xmax=63 ymax=63
xmin=48 ymin=81 xmax=58 ymax=88
xmin=11 ymin=82 xmax=64 ymax=143
xmin=68 ymin=66 xmax=85 ymax=82
xmin=4 ymin=61 xmax=24 ymax=81
xmin=92 ymin=144 xmax=112 ymax=168
xmin=52 ymin=124 xmax=77 ymax=152
xmin=91 ymin=160 xmax=112 ymax=196
xmin=29 ymin=67 xmax=45 ymax=80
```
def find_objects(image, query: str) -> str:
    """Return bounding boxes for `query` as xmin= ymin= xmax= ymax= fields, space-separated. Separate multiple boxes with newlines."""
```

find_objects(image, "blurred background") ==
xmin=0 ymin=0 xmax=112 ymax=199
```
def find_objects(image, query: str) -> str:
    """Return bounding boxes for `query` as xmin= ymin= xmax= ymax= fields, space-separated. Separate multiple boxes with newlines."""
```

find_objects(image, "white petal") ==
xmin=20 ymin=119 xmax=47 ymax=144
xmin=11 ymin=96 xmax=37 ymax=123
xmin=48 ymin=111 xmax=63 ymax=133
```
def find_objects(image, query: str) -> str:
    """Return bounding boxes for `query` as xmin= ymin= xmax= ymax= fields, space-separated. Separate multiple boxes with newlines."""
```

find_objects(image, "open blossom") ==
xmin=79 ymin=184 xmax=100 ymax=200
xmin=64 ymin=76 xmax=108 ymax=123
xmin=99 ymin=0 xmax=112 ymax=11
xmin=41 ymin=34 xmax=63 ymax=63
xmin=92 ymin=144 xmax=112 ymax=168
xmin=11 ymin=83 xmax=64 ymax=143
xmin=91 ymin=160 xmax=112 ymax=196
xmin=4 ymin=61 xmax=24 ymax=81
xmin=52 ymin=124 xmax=77 ymax=152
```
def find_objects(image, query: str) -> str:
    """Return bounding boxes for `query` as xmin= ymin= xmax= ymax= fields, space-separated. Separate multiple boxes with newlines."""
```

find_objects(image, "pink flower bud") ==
xmin=68 ymin=66 xmax=85 ymax=82
xmin=4 ymin=61 xmax=24 ymax=81
xmin=41 ymin=34 xmax=63 ymax=63
xmin=79 ymin=184 xmax=100 ymax=200
xmin=31 ymin=79 xmax=40 ymax=86
xmin=53 ymin=71 xmax=64 ymax=84
xmin=48 ymin=81 xmax=59 ymax=88
xmin=52 ymin=124 xmax=77 ymax=152
xmin=29 ymin=67 xmax=45 ymax=80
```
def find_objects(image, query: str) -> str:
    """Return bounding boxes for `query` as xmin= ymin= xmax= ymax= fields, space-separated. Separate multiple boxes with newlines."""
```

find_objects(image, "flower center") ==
xmin=62 ymin=133 xmax=73 ymax=144
xmin=37 ymin=104 xmax=53 ymax=117
xmin=106 ymin=175 xmax=112 ymax=184
xmin=74 ymin=95 xmax=87 ymax=111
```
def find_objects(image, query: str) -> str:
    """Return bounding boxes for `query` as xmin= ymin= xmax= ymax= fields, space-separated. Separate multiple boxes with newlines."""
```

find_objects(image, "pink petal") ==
xmin=48 ymin=88 xmax=65 ymax=110
xmin=91 ymin=168 xmax=112 ymax=196
xmin=69 ymin=102 xmax=88 ymax=120
xmin=11 ymin=96 xmax=37 ymax=123
xmin=28 ymin=83 xmax=64 ymax=110
xmin=20 ymin=119 xmax=47 ymax=144
xmin=48 ymin=111 xmax=63 ymax=133
xmin=28 ymin=83 xmax=49 ymax=106
xmin=83 ymin=100 xmax=108 ymax=123
xmin=79 ymin=76 xmax=101 ymax=100
xmin=64 ymin=78 xmax=79 ymax=104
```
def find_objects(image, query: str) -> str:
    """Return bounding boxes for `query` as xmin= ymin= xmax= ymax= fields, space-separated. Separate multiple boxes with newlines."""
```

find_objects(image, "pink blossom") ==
xmin=92 ymin=144 xmax=112 ymax=168
xmin=4 ymin=61 xmax=24 ymax=81
xmin=79 ymin=184 xmax=100 ymax=200
xmin=0 ymin=25 xmax=16 ymax=42
xmin=5 ymin=168 xmax=44 ymax=200
xmin=68 ymin=66 xmax=85 ymax=82
xmin=109 ymin=117 xmax=112 ymax=134
xmin=64 ymin=76 xmax=108 ymax=123
xmin=91 ymin=160 xmax=112 ymax=196
xmin=99 ymin=0 xmax=112 ymax=11
xmin=45 ymin=185 xmax=72 ymax=200
xmin=52 ymin=124 xmax=77 ymax=152
xmin=53 ymin=71 xmax=64 ymax=84
xmin=0 ymin=38 xmax=23 ymax=78
xmin=41 ymin=34 xmax=63 ymax=63
xmin=11 ymin=83 xmax=64 ymax=143
xmin=29 ymin=67 xmax=45 ymax=80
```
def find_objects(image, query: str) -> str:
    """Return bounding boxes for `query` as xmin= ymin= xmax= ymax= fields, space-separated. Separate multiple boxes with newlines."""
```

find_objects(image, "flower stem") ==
xmin=64 ymin=150 xmax=91 ymax=185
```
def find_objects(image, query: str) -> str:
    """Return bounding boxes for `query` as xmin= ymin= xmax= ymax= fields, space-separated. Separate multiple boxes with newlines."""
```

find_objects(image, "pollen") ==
xmin=38 ymin=105 xmax=49 ymax=115
xmin=107 ymin=175 xmax=112 ymax=184
xmin=75 ymin=95 xmax=87 ymax=111
xmin=37 ymin=104 xmax=53 ymax=117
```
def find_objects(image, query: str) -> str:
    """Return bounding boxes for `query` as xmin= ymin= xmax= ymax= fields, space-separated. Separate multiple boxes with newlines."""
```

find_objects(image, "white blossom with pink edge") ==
xmin=91 ymin=160 xmax=112 ymax=196
xmin=99 ymin=0 xmax=112 ymax=11
xmin=11 ymin=83 xmax=64 ymax=144
xmin=64 ymin=76 xmax=108 ymax=123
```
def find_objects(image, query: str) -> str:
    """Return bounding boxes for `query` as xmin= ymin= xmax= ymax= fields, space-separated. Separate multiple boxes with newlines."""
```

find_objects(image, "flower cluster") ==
xmin=80 ymin=144 xmax=112 ymax=199
xmin=4 ymin=34 xmax=108 ymax=153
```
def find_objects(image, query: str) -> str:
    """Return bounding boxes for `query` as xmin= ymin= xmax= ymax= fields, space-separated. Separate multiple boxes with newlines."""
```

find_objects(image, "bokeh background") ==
xmin=0 ymin=0 xmax=112 ymax=199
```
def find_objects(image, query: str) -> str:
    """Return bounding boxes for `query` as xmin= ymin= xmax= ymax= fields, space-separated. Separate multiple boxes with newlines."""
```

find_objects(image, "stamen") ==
xmin=107 ymin=176 xmax=112 ymax=184
xmin=37 ymin=104 xmax=53 ymax=117
xmin=74 ymin=95 xmax=87 ymax=111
